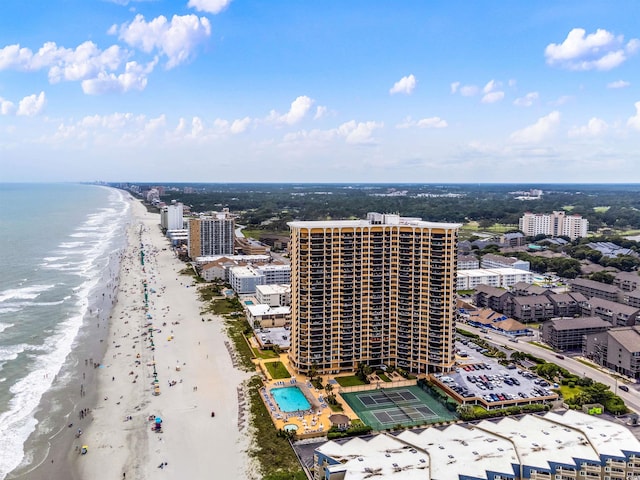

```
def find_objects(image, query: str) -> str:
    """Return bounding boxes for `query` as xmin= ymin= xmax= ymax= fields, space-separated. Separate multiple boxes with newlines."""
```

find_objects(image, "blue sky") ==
xmin=1 ymin=0 xmax=639 ymax=183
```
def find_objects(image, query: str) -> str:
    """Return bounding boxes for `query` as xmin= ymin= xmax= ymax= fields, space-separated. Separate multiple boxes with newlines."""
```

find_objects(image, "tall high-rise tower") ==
xmin=188 ymin=211 xmax=235 ymax=258
xmin=288 ymin=212 xmax=460 ymax=376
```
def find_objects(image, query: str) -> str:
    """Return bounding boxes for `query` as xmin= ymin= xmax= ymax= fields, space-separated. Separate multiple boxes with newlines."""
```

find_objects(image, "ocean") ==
xmin=0 ymin=184 xmax=130 ymax=479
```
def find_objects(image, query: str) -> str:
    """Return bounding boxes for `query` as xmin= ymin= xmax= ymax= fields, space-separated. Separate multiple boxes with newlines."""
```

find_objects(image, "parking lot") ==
xmin=433 ymin=339 xmax=558 ymax=408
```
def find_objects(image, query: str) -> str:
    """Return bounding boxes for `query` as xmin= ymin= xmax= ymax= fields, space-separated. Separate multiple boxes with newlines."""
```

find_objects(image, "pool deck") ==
xmin=256 ymin=354 xmax=359 ymax=437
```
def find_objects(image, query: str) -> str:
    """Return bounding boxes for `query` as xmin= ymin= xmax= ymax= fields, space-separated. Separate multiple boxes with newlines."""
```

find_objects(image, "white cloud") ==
xmin=568 ymin=117 xmax=608 ymax=137
xmin=269 ymin=96 xmax=314 ymax=125
xmin=81 ymin=58 xmax=157 ymax=94
xmin=17 ymin=91 xmax=46 ymax=116
xmin=188 ymin=0 xmax=232 ymax=14
xmin=450 ymin=82 xmax=460 ymax=94
xmin=0 ymin=41 xmax=127 ymax=82
xmin=230 ymin=117 xmax=251 ymax=134
xmin=510 ymin=111 xmax=560 ymax=143
xmin=389 ymin=74 xmax=416 ymax=95
xmin=112 ymin=14 xmax=211 ymax=68
xmin=396 ymin=116 xmax=447 ymax=129
xmin=283 ymin=120 xmax=383 ymax=146
xmin=545 ymin=28 xmax=639 ymax=71
xmin=0 ymin=97 xmax=15 ymax=115
xmin=551 ymin=95 xmax=572 ymax=106
xmin=481 ymin=91 xmax=504 ymax=104
xmin=338 ymin=120 xmax=383 ymax=144
xmin=483 ymin=79 xmax=500 ymax=94
xmin=513 ymin=91 xmax=539 ymax=107
xmin=459 ymin=85 xmax=479 ymax=96
xmin=608 ymin=80 xmax=630 ymax=89
xmin=628 ymin=101 xmax=640 ymax=131
xmin=314 ymin=105 xmax=327 ymax=120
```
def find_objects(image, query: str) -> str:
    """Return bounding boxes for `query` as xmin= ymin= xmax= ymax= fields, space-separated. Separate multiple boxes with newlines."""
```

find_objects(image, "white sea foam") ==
xmin=0 ymin=186 xmax=130 ymax=479
xmin=0 ymin=285 xmax=55 ymax=304
xmin=0 ymin=323 xmax=14 ymax=334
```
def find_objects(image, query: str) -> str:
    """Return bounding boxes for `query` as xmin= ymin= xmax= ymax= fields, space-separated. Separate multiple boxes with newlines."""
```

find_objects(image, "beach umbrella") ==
xmin=155 ymin=417 xmax=162 ymax=424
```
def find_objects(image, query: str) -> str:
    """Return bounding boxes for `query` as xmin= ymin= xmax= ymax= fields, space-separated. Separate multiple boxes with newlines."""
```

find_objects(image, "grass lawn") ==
xmin=378 ymin=373 xmax=392 ymax=382
xmin=557 ymin=384 xmax=584 ymax=401
xmin=335 ymin=375 xmax=367 ymax=387
xmin=241 ymin=228 xmax=289 ymax=240
xmin=593 ymin=206 xmax=610 ymax=213
xmin=253 ymin=347 xmax=280 ymax=359
xmin=264 ymin=361 xmax=291 ymax=379
xmin=461 ymin=221 xmax=519 ymax=234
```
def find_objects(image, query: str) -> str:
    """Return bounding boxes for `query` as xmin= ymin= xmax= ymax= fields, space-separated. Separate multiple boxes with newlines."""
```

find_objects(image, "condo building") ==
xmin=288 ymin=212 xmax=460 ymax=376
xmin=519 ymin=211 xmax=588 ymax=240
xmin=187 ymin=210 xmax=235 ymax=259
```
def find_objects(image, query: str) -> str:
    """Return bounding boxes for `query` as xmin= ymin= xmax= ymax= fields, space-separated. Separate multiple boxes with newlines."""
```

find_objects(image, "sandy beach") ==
xmin=68 ymin=199 xmax=255 ymax=479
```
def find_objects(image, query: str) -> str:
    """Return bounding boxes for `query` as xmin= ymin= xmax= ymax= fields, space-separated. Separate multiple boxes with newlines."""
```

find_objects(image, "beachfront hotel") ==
xmin=288 ymin=212 xmax=461 ymax=376
xmin=187 ymin=210 xmax=235 ymax=259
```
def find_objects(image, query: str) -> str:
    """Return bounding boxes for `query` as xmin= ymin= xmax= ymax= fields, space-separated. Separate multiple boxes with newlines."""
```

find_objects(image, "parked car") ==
xmin=620 ymin=385 xmax=630 ymax=392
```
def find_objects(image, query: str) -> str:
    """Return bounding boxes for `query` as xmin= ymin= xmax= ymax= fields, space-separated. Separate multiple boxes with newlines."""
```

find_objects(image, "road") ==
xmin=460 ymin=323 xmax=640 ymax=414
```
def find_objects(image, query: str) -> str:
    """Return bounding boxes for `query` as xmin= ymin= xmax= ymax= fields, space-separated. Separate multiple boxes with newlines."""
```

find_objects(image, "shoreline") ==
xmin=7 ymin=227 xmax=126 ymax=480
xmin=74 ymin=199 xmax=256 ymax=479
xmin=8 ymin=196 xmax=258 ymax=480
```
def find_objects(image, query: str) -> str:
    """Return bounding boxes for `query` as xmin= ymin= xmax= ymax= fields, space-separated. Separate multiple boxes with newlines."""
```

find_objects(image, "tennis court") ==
xmin=341 ymin=385 xmax=457 ymax=431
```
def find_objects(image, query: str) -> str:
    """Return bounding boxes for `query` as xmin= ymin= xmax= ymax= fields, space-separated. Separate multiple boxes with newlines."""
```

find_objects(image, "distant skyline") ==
xmin=1 ymin=1 xmax=639 ymax=183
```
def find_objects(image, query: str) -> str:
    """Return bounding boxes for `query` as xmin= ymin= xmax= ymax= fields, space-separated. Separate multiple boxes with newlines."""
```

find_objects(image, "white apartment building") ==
xmin=256 ymin=284 xmax=291 ymax=307
xmin=255 ymin=264 xmax=291 ymax=284
xmin=457 ymin=268 xmax=533 ymax=290
xmin=160 ymin=201 xmax=184 ymax=231
xmin=228 ymin=266 xmax=265 ymax=294
xmin=481 ymin=253 xmax=530 ymax=271
xmin=519 ymin=211 xmax=588 ymax=240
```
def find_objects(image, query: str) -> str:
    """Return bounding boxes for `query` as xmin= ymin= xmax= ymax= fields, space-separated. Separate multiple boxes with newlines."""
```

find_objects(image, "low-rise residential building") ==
xmin=500 ymin=231 xmax=526 ymax=247
xmin=542 ymin=316 xmax=610 ymax=351
xmin=503 ymin=295 xmax=555 ymax=323
xmin=481 ymin=253 xmax=530 ymax=271
xmin=582 ymin=296 xmax=640 ymax=327
xmin=584 ymin=326 xmax=640 ymax=379
xmin=588 ymin=241 xmax=637 ymax=259
xmin=255 ymin=264 xmax=291 ymax=284
xmin=228 ymin=266 xmax=265 ymax=294
xmin=457 ymin=254 xmax=479 ymax=270
xmin=570 ymin=277 xmax=620 ymax=302
xmin=546 ymin=292 xmax=588 ymax=318
xmin=246 ymin=304 xmax=291 ymax=328
xmin=312 ymin=410 xmax=640 ymax=480
xmin=474 ymin=284 xmax=510 ymax=311
xmin=510 ymin=282 xmax=547 ymax=296
xmin=614 ymin=271 xmax=640 ymax=292
xmin=255 ymin=284 xmax=291 ymax=307
xmin=457 ymin=268 xmax=533 ymax=290
xmin=624 ymin=289 xmax=640 ymax=309
xmin=235 ymin=236 xmax=271 ymax=255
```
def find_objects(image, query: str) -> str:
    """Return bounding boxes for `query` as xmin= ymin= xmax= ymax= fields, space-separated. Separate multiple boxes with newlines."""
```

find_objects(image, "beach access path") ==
xmin=74 ymin=199 xmax=254 ymax=480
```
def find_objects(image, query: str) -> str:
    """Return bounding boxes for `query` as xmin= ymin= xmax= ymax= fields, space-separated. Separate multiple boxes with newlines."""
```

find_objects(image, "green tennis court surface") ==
xmin=341 ymin=385 xmax=457 ymax=431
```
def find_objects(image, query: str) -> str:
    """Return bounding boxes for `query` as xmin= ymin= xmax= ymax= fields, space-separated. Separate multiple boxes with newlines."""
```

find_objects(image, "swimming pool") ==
xmin=271 ymin=386 xmax=311 ymax=412
xmin=244 ymin=300 xmax=254 ymax=305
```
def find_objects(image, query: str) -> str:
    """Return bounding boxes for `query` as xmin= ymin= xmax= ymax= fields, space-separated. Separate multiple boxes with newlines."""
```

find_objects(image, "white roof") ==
xmin=314 ymin=411 xmax=640 ymax=479
xmin=457 ymin=268 xmax=532 ymax=278
xmin=544 ymin=410 xmax=640 ymax=459
xmin=288 ymin=219 xmax=461 ymax=230
xmin=246 ymin=304 xmax=290 ymax=316
xmin=255 ymin=284 xmax=290 ymax=295
xmin=317 ymin=435 xmax=429 ymax=480
xmin=398 ymin=424 xmax=517 ymax=480
xmin=229 ymin=266 xmax=262 ymax=278
xmin=477 ymin=415 xmax=600 ymax=470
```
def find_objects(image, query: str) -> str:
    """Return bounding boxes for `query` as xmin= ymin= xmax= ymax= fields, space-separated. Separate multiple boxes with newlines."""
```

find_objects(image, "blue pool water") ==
xmin=244 ymin=300 xmax=254 ymax=305
xmin=271 ymin=387 xmax=311 ymax=412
